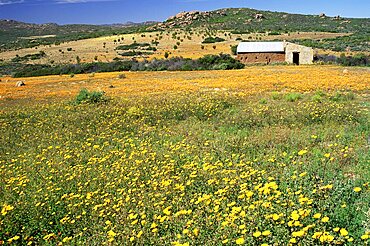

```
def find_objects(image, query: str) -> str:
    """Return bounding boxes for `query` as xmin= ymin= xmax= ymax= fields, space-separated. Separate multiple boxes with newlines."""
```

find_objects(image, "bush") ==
xmin=231 ymin=45 xmax=238 ymax=55
xmin=330 ymin=91 xmax=356 ymax=102
xmin=5 ymin=54 xmax=244 ymax=77
xmin=198 ymin=54 xmax=245 ymax=70
xmin=311 ymin=94 xmax=323 ymax=103
xmin=285 ymin=93 xmax=303 ymax=102
xmin=115 ymin=43 xmax=150 ymax=50
xmin=119 ymin=51 xmax=152 ymax=56
xmin=202 ymin=37 xmax=226 ymax=44
xmin=73 ymin=88 xmax=106 ymax=105
xmin=11 ymin=51 xmax=46 ymax=63
xmin=271 ymin=91 xmax=282 ymax=100
xmin=315 ymin=54 xmax=369 ymax=66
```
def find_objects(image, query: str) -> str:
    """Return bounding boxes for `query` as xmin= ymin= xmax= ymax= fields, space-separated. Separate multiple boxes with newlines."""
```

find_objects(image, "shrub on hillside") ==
xmin=202 ymin=37 xmax=225 ymax=44
xmin=315 ymin=54 xmax=369 ymax=66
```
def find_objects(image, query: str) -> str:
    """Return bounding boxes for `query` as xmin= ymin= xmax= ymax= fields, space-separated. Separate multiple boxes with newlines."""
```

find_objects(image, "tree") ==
xmin=164 ymin=52 xmax=169 ymax=59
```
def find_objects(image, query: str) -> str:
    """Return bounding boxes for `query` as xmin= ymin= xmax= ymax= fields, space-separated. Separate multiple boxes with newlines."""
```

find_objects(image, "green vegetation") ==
xmin=73 ymin=88 xmax=107 ymax=105
xmin=1 ymin=54 xmax=244 ymax=77
xmin=115 ymin=42 xmax=151 ymax=50
xmin=285 ymin=92 xmax=303 ymax=102
xmin=315 ymin=53 xmax=369 ymax=67
xmin=115 ymin=42 xmax=157 ymax=56
xmin=118 ymin=51 xmax=153 ymax=56
xmin=231 ymin=45 xmax=238 ymax=55
xmin=0 ymin=90 xmax=369 ymax=244
xmin=202 ymin=36 xmax=226 ymax=43
xmin=11 ymin=51 xmax=46 ymax=62
xmin=295 ymin=33 xmax=370 ymax=52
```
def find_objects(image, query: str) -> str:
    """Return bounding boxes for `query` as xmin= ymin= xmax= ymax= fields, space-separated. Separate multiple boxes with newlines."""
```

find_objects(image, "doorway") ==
xmin=293 ymin=52 xmax=300 ymax=65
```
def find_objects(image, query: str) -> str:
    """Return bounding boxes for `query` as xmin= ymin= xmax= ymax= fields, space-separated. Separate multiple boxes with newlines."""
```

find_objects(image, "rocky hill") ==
xmin=150 ymin=8 xmax=369 ymax=33
xmin=149 ymin=8 xmax=369 ymax=52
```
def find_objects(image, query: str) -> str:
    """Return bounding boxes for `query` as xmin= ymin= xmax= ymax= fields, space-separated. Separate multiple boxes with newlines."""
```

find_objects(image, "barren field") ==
xmin=0 ymin=31 xmax=352 ymax=64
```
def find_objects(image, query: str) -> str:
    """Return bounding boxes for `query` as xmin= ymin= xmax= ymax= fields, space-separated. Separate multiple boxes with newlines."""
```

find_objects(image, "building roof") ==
xmin=237 ymin=42 xmax=285 ymax=53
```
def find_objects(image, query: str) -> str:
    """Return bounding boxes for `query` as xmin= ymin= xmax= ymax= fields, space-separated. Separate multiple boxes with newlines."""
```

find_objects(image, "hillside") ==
xmin=151 ymin=8 xmax=370 ymax=52
xmin=0 ymin=19 xmax=156 ymax=52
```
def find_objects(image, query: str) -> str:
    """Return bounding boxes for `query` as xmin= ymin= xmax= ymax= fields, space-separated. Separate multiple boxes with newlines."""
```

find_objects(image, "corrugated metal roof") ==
xmin=237 ymin=42 xmax=285 ymax=53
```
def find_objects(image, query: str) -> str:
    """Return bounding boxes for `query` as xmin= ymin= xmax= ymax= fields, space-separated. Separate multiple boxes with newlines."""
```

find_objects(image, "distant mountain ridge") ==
xmin=0 ymin=19 xmax=158 ymax=31
xmin=0 ymin=19 xmax=156 ymax=52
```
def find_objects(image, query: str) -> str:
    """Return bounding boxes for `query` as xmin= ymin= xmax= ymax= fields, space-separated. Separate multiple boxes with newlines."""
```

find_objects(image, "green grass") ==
xmin=0 ymin=91 xmax=369 ymax=245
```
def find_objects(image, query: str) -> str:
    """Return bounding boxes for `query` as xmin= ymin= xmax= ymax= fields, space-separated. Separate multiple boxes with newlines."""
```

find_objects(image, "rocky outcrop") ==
xmin=254 ymin=13 xmax=265 ymax=19
xmin=333 ymin=15 xmax=341 ymax=20
xmin=15 ymin=81 xmax=25 ymax=87
xmin=149 ymin=10 xmax=226 ymax=30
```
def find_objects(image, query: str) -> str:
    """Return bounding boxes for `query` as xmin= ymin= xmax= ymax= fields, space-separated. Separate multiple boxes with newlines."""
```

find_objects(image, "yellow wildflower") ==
xmin=340 ymin=228 xmax=348 ymax=237
xmin=353 ymin=187 xmax=362 ymax=192
xmin=235 ymin=237 xmax=245 ymax=245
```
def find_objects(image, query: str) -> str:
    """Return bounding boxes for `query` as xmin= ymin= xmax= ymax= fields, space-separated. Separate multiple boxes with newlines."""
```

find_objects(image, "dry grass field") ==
xmin=0 ymin=31 xmax=351 ymax=65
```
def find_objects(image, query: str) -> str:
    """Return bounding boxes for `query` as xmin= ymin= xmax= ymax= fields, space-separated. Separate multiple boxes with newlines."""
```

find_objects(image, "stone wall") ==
xmin=237 ymin=52 xmax=285 ymax=64
xmin=285 ymin=43 xmax=313 ymax=64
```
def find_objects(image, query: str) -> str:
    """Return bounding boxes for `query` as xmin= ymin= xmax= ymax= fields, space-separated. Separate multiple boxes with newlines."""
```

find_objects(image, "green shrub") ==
xmin=115 ymin=43 xmax=150 ymax=50
xmin=230 ymin=45 xmax=238 ymax=55
xmin=202 ymin=37 xmax=225 ymax=44
xmin=73 ymin=88 xmax=106 ymax=105
xmin=285 ymin=92 xmax=303 ymax=102
xmin=312 ymin=94 xmax=323 ymax=103
xmin=259 ymin=98 xmax=267 ymax=104
xmin=271 ymin=91 xmax=282 ymax=100
xmin=119 ymin=51 xmax=152 ymax=56
xmin=330 ymin=91 xmax=356 ymax=102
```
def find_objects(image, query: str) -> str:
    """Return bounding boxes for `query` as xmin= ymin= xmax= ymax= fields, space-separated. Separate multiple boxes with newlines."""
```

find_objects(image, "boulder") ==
xmin=333 ymin=15 xmax=341 ymax=20
xmin=16 ymin=81 xmax=25 ymax=87
xmin=255 ymin=13 xmax=265 ymax=19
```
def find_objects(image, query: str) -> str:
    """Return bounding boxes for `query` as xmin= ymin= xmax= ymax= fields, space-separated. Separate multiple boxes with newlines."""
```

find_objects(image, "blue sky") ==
xmin=0 ymin=0 xmax=369 ymax=24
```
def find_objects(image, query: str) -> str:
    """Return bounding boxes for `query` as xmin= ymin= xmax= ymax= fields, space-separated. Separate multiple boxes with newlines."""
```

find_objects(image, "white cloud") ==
xmin=0 ymin=0 xmax=24 ymax=5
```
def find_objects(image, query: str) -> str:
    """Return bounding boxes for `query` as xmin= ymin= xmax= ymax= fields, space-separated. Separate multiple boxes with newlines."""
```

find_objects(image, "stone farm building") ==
xmin=236 ymin=42 xmax=313 ymax=65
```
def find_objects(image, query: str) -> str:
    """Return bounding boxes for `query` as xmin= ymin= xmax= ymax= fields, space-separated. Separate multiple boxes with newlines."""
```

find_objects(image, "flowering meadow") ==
xmin=0 ymin=66 xmax=369 ymax=245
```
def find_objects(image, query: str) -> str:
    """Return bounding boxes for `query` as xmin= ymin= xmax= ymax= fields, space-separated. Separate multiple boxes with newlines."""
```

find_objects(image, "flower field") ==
xmin=0 ymin=66 xmax=370 ymax=245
